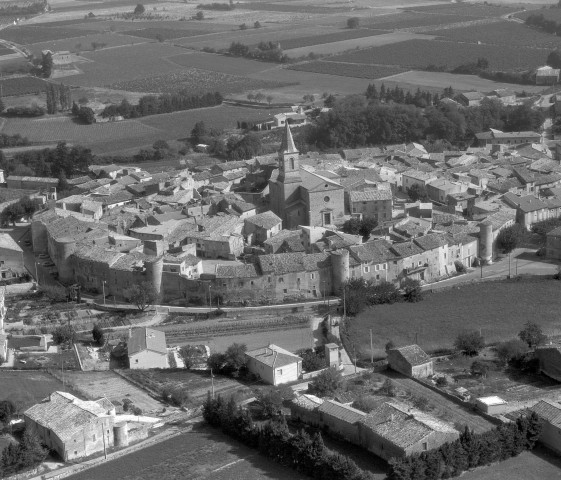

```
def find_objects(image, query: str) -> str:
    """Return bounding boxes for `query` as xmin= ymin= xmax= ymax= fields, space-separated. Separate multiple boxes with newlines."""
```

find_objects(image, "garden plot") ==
xmin=289 ymin=61 xmax=407 ymax=80
xmin=164 ymin=52 xmax=276 ymax=75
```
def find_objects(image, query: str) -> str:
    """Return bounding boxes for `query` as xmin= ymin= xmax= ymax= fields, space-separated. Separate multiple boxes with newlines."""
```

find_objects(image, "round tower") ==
xmin=479 ymin=221 xmax=493 ymax=265
xmin=331 ymin=249 xmax=350 ymax=294
xmin=31 ymin=220 xmax=49 ymax=254
xmin=113 ymin=423 xmax=129 ymax=448
xmin=55 ymin=237 xmax=77 ymax=283
xmin=144 ymin=256 xmax=163 ymax=294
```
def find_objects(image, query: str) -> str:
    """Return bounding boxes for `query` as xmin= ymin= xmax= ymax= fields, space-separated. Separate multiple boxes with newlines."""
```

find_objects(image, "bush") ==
xmin=308 ymin=367 xmax=343 ymax=397
xmin=352 ymin=396 xmax=380 ymax=413
xmin=519 ymin=321 xmax=547 ymax=348
xmin=496 ymin=339 xmax=528 ymax=366
xmin=454 ymin=330 xmax=484 ymax=356
xmin=52 ymin=325 xmax=75 ymax=345
xmin=379 ymin=378 xmax=396 ymax=397
xmin=436 ymin=376 xmax=448 ymax=387
xmin=470 ymin=360 xmax=490 ymax=378
xmin=454 ymin=260 xmax=467 ymax=274
xmin=402 ymin=278 xmax=423 ymax=303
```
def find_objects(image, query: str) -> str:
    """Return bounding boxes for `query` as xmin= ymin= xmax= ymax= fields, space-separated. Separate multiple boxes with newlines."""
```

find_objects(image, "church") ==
xmin=269 ymin=123 xmax=345 ymax=229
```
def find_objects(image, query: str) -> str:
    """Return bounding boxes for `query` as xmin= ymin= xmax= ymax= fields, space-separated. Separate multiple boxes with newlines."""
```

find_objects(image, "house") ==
xmin=475 ymin=129 xmax=542 ymax=147
xmin=504 ymin=193 xmax=549 ymax=229
xmin=127 ymin=327 xmax=168 ymax=369
xmin=245 ymin=344 xmax=302 ymax=385
xmin=527 ymin=400 xmax=561 ymax=454
xmin=546 ymin=226 xmax=561 ymax=260
xmin=401 ymin=170 xmax=438 ymax=192
xmin=243 ymin=211 xmax=282 ymax=245
xmin=318 ymin=400 xmax=366 ymax=444
xmin=475 ymin=396 xmax=508 ymax=414
xmin=348 ymin=189 xmax=393 ymax=223
xmin=387 ymin=345 xmax=433 ymax=378
xmin=24 ymin=392 xmax=116 ymax=461
xmin=488 ymin=89 xmax=516 ymax=105
xmin=289 ymin=394 xmax=324 ymax=426
xmin=6 ymin=175 xmax=58 ymax=191
xmin=457 ymin=91 xmax=485 ymax=107
xmin=426 ymin=179 xmax=466 ymax=204
xmin=0 ymin=233 xmax=24 ymax=281
xmin=536 ymin=345 xmax=561 ymax=381
xmin=357 ymin=400 xmax=459 ymax=460
xmin=536 ymin=66 xmax=560 ymax=85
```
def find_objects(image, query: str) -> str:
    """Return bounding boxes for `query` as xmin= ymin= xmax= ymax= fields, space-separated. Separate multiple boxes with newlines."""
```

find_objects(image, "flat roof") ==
xmin=477 ymin=396 xmax=507 ymax=406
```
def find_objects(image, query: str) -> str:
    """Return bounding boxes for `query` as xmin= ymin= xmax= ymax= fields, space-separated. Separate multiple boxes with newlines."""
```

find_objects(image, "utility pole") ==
xmin=343 ymin=285 xmax=346 ymax=319
xmin=508 ymin=251 xmax=511 ymax=278
xmin=35 ymin=262 xmax=39 ymax=285
xmin=211 ymin=368 xmax=215 ymax=399
xmin=370 ymin=329 xmax=373 ymax=364
xmin=208 ymin=284 xmax=212 ymax=312
xmin=516 ymin=258 xmax=518 ymax=275
xmin=102 ymin=280 xmax=106 ymax=306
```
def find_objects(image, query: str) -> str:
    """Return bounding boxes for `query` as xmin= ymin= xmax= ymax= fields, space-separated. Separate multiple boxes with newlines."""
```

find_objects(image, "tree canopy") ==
xmin=454 ymin=330 xmax=484 ymax=356
xmin=518 ymin=321 xmax=546 ymax=348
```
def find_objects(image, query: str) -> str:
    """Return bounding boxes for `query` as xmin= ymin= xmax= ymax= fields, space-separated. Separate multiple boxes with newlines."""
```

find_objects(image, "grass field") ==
xmin=289 ymin=61 xmax=407 ymax=80
xmin=353 ymin=277 xmax=561 ymax=359
xmin=0 ymin=25 xmax=100 ymax=44
xmin=0 ymin=76 xmax=48 ymax=96
xmin=165 ymin=52 xmax=273 ymax=75
xmin=427 ymin=21 xmax=561 ymax=49
xmin=328 ymin=39 xmax=548 ymax=72
xmin=107 ymin=67 xmax=290 ymax=94
xmin=360 ymin=12 xmax=487 ymax=30
xmin=0 ymin=370 xmax=63 ymax=409
xmin=120 ymin=27 xmax=210 ymax=40
xmin=409 ymin=4 xmax=519 ymax=17
xmin=67 ymin=425 xmax=310 ymax=480
xmin=28 ymin=32 xmax=146 ymax=56
xmin=62 ymin=371 xmax=163 ymax=413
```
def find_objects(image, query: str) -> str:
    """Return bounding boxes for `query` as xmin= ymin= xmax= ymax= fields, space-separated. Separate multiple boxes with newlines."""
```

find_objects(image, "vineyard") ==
xmin=107 ymin=68 xmax=291 ymax=94
xmin=270 ymin=28 xmax=388 ymax=51
xmin=0 ymin=76 xmax=47 ymax=96
xmin=120 ymin=27 xmax=208 ymax=40
xmin=410 ymin=4 xmax=519 ymax=17
xmin=0 ymin=25 xmax=99 ymax=44
xmin=289 ymin=61 xmax=407 ymax=80
xmin=239 ymin=2 xmax=348 ymax=14
xmin=360 ymin=12 xmax=487 ymax=30
xmin=327 ymin=39 xmax=548 ymax=72
xmin=165 ymin=52 xmax=273 ymax=75
xmin=428 ymin=21 xmax=561 ymax=49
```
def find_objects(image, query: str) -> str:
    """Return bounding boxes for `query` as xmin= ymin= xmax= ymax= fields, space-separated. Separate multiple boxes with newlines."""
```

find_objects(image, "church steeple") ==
xmin=278 ymin=122 xmax=301 ymax=183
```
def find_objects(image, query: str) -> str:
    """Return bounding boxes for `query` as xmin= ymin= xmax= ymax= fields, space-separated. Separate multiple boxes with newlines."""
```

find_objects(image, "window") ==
xmin=290 ymin=158 xmax=294 ymax=169
xmin=278 ymin=369 xmax=283 ymax=375
xmin=418 ymin=261 xmax=422 ymax=266
xmin=375 ymin=265 xmax=379 ymax=271
xmin=251 ymin=281 xmax=254 ymax=286
xmin=324 ymin=196 xmax=330 ymax=202
xmin=310 ymin=273 xmax=315 ymax=280
xmin=239 ymin=282 xmax=244 ymax=287
xmin=279 ymin=277 xmax=284 ymax=283
xmin=283 ymin=289 xmax=287 ymax=294
xmin=364 ymin=266 xmax=370 ymax=273
xmin=135 ymin=359 xmax=138 ymax=363
xmin=222 ymin=283 xmax=227 ymax=287
xmin=422 ymin=442 xmax=428 ymax=451
xmin=268 ymin=276 xmax=272 ymax=283
xmin=376 ymin=274 xmax=380 ymax=280
xmin=74 ymin=451 xmax=78 ymax=455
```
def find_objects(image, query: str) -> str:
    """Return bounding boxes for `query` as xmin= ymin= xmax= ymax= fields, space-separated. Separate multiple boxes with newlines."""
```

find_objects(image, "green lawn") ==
xmin=0 ymin=371 xmax=63 ymax=409
xmin=353 ymin=277 xmax=561 ymax=359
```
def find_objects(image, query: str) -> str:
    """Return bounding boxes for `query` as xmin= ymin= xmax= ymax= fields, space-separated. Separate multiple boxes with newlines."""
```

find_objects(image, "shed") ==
xmin=387 ymin=344 xmax=433 ymax=378
xmin=475 ymin=396 xmax=508 ymax=415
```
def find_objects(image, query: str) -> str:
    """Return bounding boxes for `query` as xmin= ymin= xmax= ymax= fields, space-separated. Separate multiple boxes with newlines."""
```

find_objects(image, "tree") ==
xmin=153 ymin=139 xmax=169 ymax=150
xmin=254 ymin=92 xmax=265 ymax=103
xmin=379 ymin=378 xmax=396 ymax=397
xmin=407 ymin=184 xmax=429 ymax=202
xmin=496 ymin=224 xmax=524 ymax=254
xmin=324 ymin=94 xmax=336 ymax=108
xmin=496 ymin=339 xmax=528 ymax=366
xmin=41 ymin=51 xmax=53 ymax=77
xmin=255 ymin=388 xmax=283 ymax=417
xmin=207 ymin=352 xmax=226 ymax=372
xmin=347 ymin=17 xmax=360 ymax=29
xmin=301 ymin=349 xmax=326 ymax=372
xmin=0 ymin=399 xmax=15 ymax=424
xmin=123 ymin=281 xmax=159 ymax=311
xmin=52 ymin=324 xmax=75 ymax=345
xmin=519 ymin=321 xmax=547 ymax=348
xmin=1 ymin=202 xmax=23 ymax=226
xmin=133 ymin=3 xmax=145 ymax=14
xmin=224 ymin=343 xmax=247 ymax=375
xmin=454 ymin=330 xmax=484 ymax=356
xmin=57 ymin=172 xmax=70 ymax=193
xmin=470 ymin=360 xmax=490 ymax=378
xmin=454 ymin=260 xmax=467 ymax=274
xmin=195 ymin=10 xmax=204 ymax=20
xmin=341 ymin=216 xmax=377 ymax=238
xmin=180 ymin=345 xmax=201 ymax=369
xmin=191 ymin=120 xmax=208 ymax=142
xmin=266 ymin=95 xmax=274 ymax=106
xmin=402 ymin=278 xmax=423 ymax=303
xmin=239 ymin=23 xmax=247 ymax=30
xmin=19 ymin=430 xmax=47 ymax=467
xmin=385 ymin=340 xmax=395 ymax=352
xmin=547 ymin=49 xmax=561 ymax=69
xmin=92 ymin=323 xmax=105 ymax=346
xmin=254 ymin=21 xmax=261 ymax=28
xmin=308 ymin=366 xmax=342 ymax=397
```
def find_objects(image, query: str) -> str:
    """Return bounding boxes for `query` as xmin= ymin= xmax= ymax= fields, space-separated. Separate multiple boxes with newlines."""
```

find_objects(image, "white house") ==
xmin=245 ymin=344 xmax=302 ymax=385
xmin=127 ymin=327 xmax=168 ymax=369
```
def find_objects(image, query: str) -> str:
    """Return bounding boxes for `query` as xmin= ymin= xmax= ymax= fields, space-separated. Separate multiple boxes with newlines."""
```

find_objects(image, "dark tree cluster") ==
xmin=5 ymin=105 xmax=45 ymax=117
xmin=228 ymin=41 xmax=289 ymax=63
xmin=0 ymin=1 xmax=45 ymax=16
xmin=366 ymin=83 xmax=439 ymax=108
xmin=226 ymin=133 xmax=263 ymax=160
xmin=0 ymin=133 xmax=28 ymax=148
xmin=101 ymin=92 xmax=222 ymax=119
xmin=388 ymin=417 xmax=543 ymax=480
xmin=341 ymin=216 xmax=378 ymax=239
xmin=203 ymin=394 xmax=374 ymax=480
xmin=0 ymin=430 xmax=48 ymax=478
xmin=526 ymin=13 xmax=561 ymax=38
xmin=46 ymin=84 xmax=72 ymax=114
xmin=71 ymin=103 xmax=95 ymax=124
xmin=207 ymin=343 xmax=247 ymax=377
xmin=342 ymin=279 xmax=406 ymax=316
xmin=0 ymin=196 xmax=38 ymax=226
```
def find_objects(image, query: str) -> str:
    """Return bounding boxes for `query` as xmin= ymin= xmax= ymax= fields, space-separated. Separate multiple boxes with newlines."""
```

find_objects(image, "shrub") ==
xmin=496 ymin=339 xmax=528 ymax=366
xmin=454 ymin=330 xmax=484 ymax=356
xmin=470 ymin=360 xmax=490 ymax=378
xmin=454 ymin=260 xmax=467 ymax=274
xmin=352 ymin=396 xmax=380 ymax=413
xmin=308 ymin=367 xmax=343 ymax=397
xmin=436 ymin=376 xmax=448 ymax=387
xmin=519 ymin=321 xmax=547 ymax=348
xmin=379 ymin=378 xmax=396 ymax=397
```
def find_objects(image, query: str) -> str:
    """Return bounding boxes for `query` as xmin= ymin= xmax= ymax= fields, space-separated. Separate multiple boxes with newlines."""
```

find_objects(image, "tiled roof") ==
xmin=258 ymin=252 xmax=330 ymax=274
xmin=215 ymin=263 xmax=260 ymax=279
xmin=291 ymin=394 xmax=324 ymax=411
xmin=530 ymin=400 xmax=561 ymax=426
xmin=245 ymin=211 xmax=282 ymax=230
xmin=391 ymin=241 xmax=425 ymax=257
xmin=360 ymin=400 xmax=457 ymax=448
xmin=391 ymin=344 xmax=431 ymax=366
xmin=484 ymin=209 xmax=516 ymax=230
xmin=128 ymin=327 xmax=167 ymax=356
xmin=7 ymin=175 xmax=58 ymax=184
xmin=349 ymin=189 xmax=392 ymax=202
xmin=24 ymin=392 xmax=108 ymax=442
xmin=246 ymin=344 xmax=301 ymax=368
xmin=318 ymin=399 xmax=366 ymax=424
xmin=348 ymin=239 xmax=395 ymax=264
xmin=414 ymin=233 xmax=449 ymax=251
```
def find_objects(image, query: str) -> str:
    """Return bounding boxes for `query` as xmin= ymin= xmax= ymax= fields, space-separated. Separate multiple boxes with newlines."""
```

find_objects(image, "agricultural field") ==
xmin=289 ymin=61 xmax=407 ymax=80
xmin=28 ymin=32 xmax=147 ymax=56
xmin=106 ymin=68 xmax=292 ymax=95
xmin=327 ymin=39 xmax=549 ymax=72
xmin=515 ymin=7 xmax=561 ymax=22
xmin=0 ymin=76 xmax=48 ymax=96
xmin=360 ymin=12 xmax=488 ymax=30
xmin=353 ymin=277 xmax=561 ymax=360
xmin=409 ymin=4 xmax=519 ymax=17
xmin=427 ymin=21 xmax=561 ymax=49
xmin=165 ymin=52 xmax=274 ymax=76
xmin=0 ymin=25 xmax=100 ymax=44
xmin=119 ymin=27 xmax=210 ymax=40
xmin=67 ymin=425 xmax=311 ymax=480
xmin=238 ymin=2 xmax=349 ymax=14
xmin=0 ymin=370 xmax=64 ymax=409
xmin=62 ymin=371 xmax=163 ymax=413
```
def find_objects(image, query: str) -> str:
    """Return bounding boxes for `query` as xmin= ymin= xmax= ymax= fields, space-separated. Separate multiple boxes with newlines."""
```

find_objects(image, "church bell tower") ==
xmin=278 ymin=122 xmax=301 ymax=184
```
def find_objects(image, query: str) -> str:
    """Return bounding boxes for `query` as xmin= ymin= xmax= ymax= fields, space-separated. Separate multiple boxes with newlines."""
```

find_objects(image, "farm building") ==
xmin=536 ymin=66 xmax=560 ymax=85
xmin=318 ymin=399 xmax=366 ymax=444
xmin=127 ymin=327 xmax=168 ymax=369
xmin=289 ymin=393 xmax=324 ymax=426
xmin=536 ymin=346 xmax=561 ymax=382
xmin=527 ymin=400 xmax=561 ymax=454
xmin=357 ymin=400 xmax=459 ymax=460
xmin=245 ymin=344 xmax=302 ymax=385
xmin=475 ymin=396 xmax=508 ymax=415
xmin=243 ymin=210 xmax=282 ymax=245
xmin=24 ymin=392 xmax=116 ymax=461
xmin=457 ymin=91 xmax=485 ymax=107
xmin=387 ymin=345 xmax=433 ymax=378
xmin=475 ymin=129 xmax=542 ymax=147
xmin=6 ymin=175 xmax=58 ymax=191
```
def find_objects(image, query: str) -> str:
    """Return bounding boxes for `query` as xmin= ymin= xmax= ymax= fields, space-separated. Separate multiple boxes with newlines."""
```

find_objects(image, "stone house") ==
xmin=358 ymin=400 xmax=459 ymax=460
xmin=536 ymin=66 xmax=560 ymax=85
xmin=528 ymin=400 xmax=561 ymax=454
xmin=348 ymin=189 xmax=393 ymax=223
xmin=0 ymin=233 xmax=24 ymax=280
xmin=289 ymin=394 xmax=324 ymax=426
xmin=24 ymin=392 xmax=116 ymax=461
xmin=245 ymin=344 xmax=302 ymax=385
xmin=426 ymin=179 xmax=466 ymax=204
xmin=243 ymin=211 xmax=282 ymax=245
xmin=390 ymin=241 xmax=429 ymax=283
xmin=401 ymin=170 xmax=438 ymax=193
xmin=348 ymin=239 xmax=397 ymax=284
xmin=457 ymin=91 xmax=485 ymax=107
xmin=387 ymin=345 xmax=433 ymax=378
xmin=318 ymin=400 xmax=366 ymax=444
xmin=128 ymin=327 xmax=168 ymax=369
xmin=475 ymin=129 xmax=542 ymax=147
xmin=6 ymin=175 xmax=58 ymax=190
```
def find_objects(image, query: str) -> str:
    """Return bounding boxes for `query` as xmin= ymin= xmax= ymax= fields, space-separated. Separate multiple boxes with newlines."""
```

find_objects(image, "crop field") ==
xmin=360 ymin=12 xmax=487 ymax=30
xmin=238 ymin=2 xmax=349 ymax=14
xmin=67 ymin=425 xmax=310 ymax=480
xmin=28 ymin=32 xmax=146 ymax=56
xmin=410 ymin=4 xmax=519 ymax=17
xmin=62 ymin=371 xmax=163 ymax=413
xmin=0 ymin=76 xmax=48 ymax=96
xmin=353 ymin=277 xmax=561 ymax=360
xmin=289 ymin=61 xmax=407 ymax=80
xmin=427 ymin=21 xmax=561 ymax=49
xmin=327 ymin=39 xmax=548 ymax=72
xmin=107 ymin=67 xmax=291 ymax=94
xmin=0 ymin=370 xmax=63 ymax=409
xmin=165 ymin=52 xmax=274 ymax=75
xmin=0 ymin=25 xmax=100 ymax=44
xmin=120 ymin=27 xmax=210 ymax=40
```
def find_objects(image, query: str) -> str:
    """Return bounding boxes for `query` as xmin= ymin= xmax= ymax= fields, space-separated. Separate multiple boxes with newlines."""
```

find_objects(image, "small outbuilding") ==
xmin=528 ymin=400 xmax=561 ymax=454
xmin=387 ymin=344 xmax=433 ymax=378
xmin=127 ymin=327 xmax=168 ymax=369
xmin=245 ymin=344 xmax=302 ymax=386
xmin=475 ymin=396 xmax=508 ymax=415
